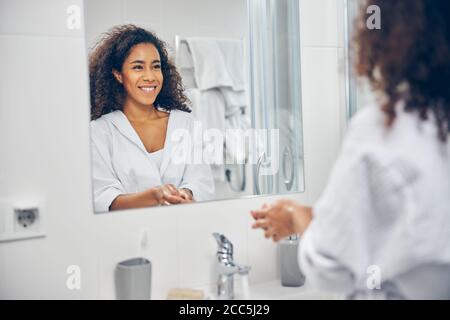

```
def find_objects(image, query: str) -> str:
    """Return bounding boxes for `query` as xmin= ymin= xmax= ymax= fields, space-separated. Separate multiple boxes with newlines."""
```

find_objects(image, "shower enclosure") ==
xmin=247 ymin=0 xmax=305 ymax=195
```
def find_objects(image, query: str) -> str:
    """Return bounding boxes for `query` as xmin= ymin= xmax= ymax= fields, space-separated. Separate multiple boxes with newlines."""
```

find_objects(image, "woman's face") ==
xmin=113 ymin=43 xmax=164 ymax=108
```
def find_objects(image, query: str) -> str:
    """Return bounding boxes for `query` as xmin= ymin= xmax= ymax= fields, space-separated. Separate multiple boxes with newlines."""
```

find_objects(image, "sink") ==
xmin=237 ymin=280 xmax=344 ymax=300
xmin=199 ymin=280 xmax=345 ymax=300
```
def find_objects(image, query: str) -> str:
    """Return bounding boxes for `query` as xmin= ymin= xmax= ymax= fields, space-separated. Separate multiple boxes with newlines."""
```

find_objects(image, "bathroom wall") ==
xmin=84 ymin=0 xmax=248 ymax=52
xmin=0 ymin=0 xmax=345 ymax=299
xmin=301 ymin=0 xmax=347 ymax=203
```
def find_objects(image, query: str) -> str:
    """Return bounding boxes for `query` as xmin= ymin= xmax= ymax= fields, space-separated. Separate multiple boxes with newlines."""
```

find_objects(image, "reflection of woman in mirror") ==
xmin=89 ymin=25 xmax=214 ymax=212
xmin=252 ymin=0 xmax=450 ymax=299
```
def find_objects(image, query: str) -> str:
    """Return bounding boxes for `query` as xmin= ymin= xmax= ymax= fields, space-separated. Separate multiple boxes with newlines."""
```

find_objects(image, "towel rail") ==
xmin=174 ymin=35 xmax=190 ymax=68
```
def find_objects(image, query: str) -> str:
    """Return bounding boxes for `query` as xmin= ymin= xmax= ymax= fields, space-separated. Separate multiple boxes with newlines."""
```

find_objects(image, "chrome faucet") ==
xmin=213 ymin=233 xmax=251 ymax=300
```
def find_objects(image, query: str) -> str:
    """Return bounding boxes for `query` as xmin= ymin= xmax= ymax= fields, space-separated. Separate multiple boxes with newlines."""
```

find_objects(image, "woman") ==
xmin=252 ymin=0 xmax=450 ymax=299
xmin=89 ymin=25 xmax=214 ymax=212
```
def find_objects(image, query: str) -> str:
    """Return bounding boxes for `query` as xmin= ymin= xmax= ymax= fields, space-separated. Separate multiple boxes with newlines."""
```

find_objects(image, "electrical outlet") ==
xmin=0 ymin=200 xmax=46 ymax=242
xmin=14 ymin=207 xmax=39 ymax=231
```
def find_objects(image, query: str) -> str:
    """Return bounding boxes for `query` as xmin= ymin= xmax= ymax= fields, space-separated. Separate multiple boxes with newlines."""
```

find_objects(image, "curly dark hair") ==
xmin=89 ymin=24 xmax=190 ymax=120
xmin=355 ymin=0 xmax=450 ymax=141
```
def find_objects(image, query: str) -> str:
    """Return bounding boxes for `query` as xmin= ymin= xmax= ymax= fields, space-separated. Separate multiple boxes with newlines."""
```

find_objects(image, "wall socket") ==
xmin=14 ymin=207 xmax=39 ymax=231
xmin=0 ymin=201 xmax=46 ymax=242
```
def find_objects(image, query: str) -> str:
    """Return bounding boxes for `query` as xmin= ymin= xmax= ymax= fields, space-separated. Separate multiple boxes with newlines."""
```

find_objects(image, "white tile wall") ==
xmin=84 ymin=0 xmax=248 ymax=53
xmin=124 ymin=0 xmax=163 ymax=26
xmin=247 ymin=218 xmax=280 ymax=284
xmin=300 ymin=0 xmax=339 ymax=47
xmin=300 ymin=0 xmax=347 ymax=203
xmin=94 ymin=209 xmax=179 ymax=300
xmin=177 ymin=202 xmax=249 ymax=289
xmin=336 ymin=0 xmax=346 ymax=48
xmin=0 ymin=0 xmax=84 ymax=37
xmin=84 ymin=0 xmax=124 ymax=50
xmin=0 ymin=30 xmax=97 ymax=298
xmin=301 ymin=48 xmax=342 ymax=203
xmin=0 ymin=0 xmax=347 ymax=299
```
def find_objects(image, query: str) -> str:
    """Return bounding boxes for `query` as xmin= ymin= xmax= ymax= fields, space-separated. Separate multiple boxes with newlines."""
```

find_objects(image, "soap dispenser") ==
xmin=280 ymin=234 xmax=305 ymax=287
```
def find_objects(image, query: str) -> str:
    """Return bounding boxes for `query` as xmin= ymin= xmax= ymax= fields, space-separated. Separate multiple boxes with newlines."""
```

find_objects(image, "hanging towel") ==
xmin=185 ymin=88 xmax=227 ymax=182
xmin=184 ymin=37 xmax=251 ymax=180
xmin=216 ymin=39 xmax=246 ymax=91
xmin=221 ymin=87 xmax=248 ymax=117
xmin=185 ymin=37 xmax=245 ymax=91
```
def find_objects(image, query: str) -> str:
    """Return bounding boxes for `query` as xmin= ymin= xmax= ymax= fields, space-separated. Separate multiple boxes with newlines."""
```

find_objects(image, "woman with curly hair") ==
xmin=89 ymin=25 xmax=214 ymax=212
xmin=252 ymin=0 xmax=450 ymax=299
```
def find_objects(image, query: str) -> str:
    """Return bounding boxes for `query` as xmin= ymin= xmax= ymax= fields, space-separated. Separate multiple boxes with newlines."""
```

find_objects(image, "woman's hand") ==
xmin=250 ymin=199 xmax=313 ymax=242
xmin=109 ymin=184 xmax=190 ymax=210
xmin=178 ymin=188 xmax=195 ymax=202
xmin=151 ymin=184 xmax=188 ymax=205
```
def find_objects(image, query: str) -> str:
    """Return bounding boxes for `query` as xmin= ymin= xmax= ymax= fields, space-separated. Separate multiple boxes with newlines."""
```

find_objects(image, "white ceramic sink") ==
xmin=201 ymin=280 xmax=345 ymax=300
xmin=237 ymin=280 xmax=344 ymax=300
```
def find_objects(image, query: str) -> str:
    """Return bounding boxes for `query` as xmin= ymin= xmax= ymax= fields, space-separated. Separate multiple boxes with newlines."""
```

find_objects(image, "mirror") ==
xmin=86 ymin=0 xmax=305 ymax=213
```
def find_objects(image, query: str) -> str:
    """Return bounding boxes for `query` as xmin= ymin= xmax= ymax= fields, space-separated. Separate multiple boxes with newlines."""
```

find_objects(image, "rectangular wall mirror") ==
xmin=85 ymin=0 xmax=305 ymax=213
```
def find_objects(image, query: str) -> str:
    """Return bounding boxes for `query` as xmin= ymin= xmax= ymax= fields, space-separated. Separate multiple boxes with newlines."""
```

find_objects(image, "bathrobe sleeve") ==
xmin=90 ymin=121 xmax=126 ymax=212
xmin=298 ymin=107 xmax=424 ymax=296
xmin=177 ymin=114 xmax=215 ymax=202
xmin=298 ymin=135 xmax=367 ymax=295
xmin=179 ymin=163 xmax=215 ymax=202
xmin=297 ymin=108 xmax=384 ymax=295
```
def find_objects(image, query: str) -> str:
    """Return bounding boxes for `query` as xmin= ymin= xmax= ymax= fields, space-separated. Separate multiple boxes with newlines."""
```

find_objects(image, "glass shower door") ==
xmin=248 ymin=0 xmax=305 ymax=195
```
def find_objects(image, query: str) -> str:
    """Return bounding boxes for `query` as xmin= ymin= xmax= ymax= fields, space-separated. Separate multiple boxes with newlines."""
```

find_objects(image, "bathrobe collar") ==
xmin=107 ymin=109 xmax=177 ymax=177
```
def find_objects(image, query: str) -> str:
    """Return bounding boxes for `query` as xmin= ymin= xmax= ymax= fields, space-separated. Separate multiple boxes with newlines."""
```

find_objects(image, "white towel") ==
xmin=186 ymin=38 xmax=245 ymax=91
xmin=220 ymin=87 xmax=248 ymax=117
xmin=185 ymin=88 xmax=227 ymax=181
xmin=216 ymin=39 xmax=246 ymax=91
xmin=183 ymin=37 xmax=250 ymax=180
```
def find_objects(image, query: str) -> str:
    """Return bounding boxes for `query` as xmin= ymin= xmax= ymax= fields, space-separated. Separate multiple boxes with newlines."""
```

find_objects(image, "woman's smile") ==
xmin=138 ymin=84 xmax=158 ymax=94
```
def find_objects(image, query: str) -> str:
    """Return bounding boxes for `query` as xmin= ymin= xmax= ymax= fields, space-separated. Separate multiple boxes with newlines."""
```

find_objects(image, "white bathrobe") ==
xmin=90 ymin=109 xmax=215 ymax=212
xmin=299 ymin=103 xmax=450 ymax=299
